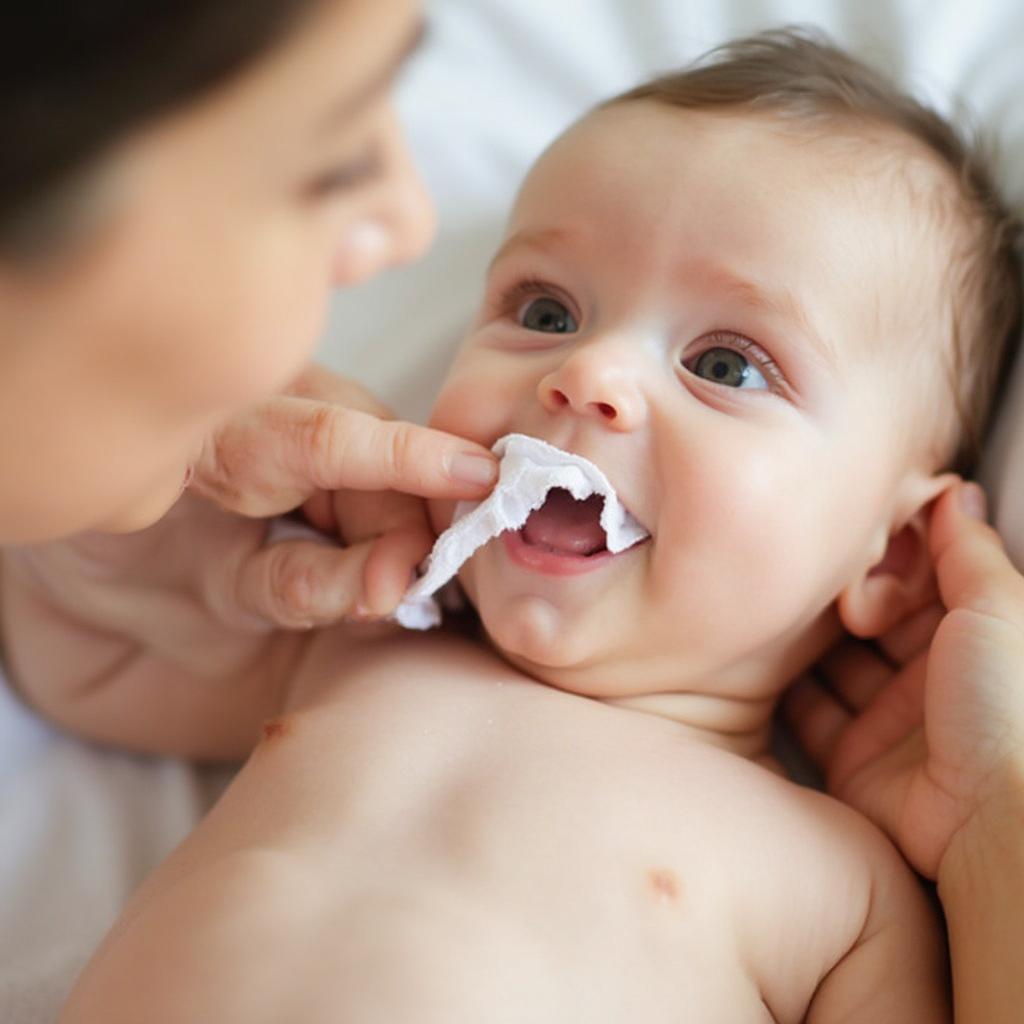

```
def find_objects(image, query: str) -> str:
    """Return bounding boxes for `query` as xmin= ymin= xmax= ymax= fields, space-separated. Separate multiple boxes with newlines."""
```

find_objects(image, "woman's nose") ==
xmin=378 ymin=145 xmax=437 ymax=268
xmin=332 ymin=120 xmax=437 ymax=286
xmin=538 ymin=341 xmax=646 ymax=431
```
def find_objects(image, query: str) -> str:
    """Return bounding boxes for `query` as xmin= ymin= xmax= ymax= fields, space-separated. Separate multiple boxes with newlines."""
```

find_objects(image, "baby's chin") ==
xmin=460 ymin=558 xmax=617 ymax=696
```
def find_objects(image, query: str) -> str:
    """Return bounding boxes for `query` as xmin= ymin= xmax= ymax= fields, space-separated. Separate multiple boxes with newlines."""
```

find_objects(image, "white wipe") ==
xmin=395 ymin=433 xmax=649 ymax=629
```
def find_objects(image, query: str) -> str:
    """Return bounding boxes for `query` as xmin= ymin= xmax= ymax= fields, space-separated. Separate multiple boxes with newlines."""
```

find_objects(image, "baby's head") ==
xmin=428 ymin=29 xmax=1022 ymax=745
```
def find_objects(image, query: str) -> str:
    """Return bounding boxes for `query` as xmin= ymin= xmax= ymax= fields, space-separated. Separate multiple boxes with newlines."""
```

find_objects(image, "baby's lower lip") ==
xmin=501 ymin=528 xmax=618 ymax=576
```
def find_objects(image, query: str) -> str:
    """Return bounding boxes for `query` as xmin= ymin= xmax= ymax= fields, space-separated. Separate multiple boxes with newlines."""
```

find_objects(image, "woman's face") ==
xmin=0 ymin=0 xmax=434 ymax=543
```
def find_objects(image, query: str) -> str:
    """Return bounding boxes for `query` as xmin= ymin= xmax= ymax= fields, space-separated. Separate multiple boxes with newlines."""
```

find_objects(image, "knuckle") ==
xmin=268 ymin=548 xmax=320 ymax=626
xmin=197 ymin=427 xmax=261 ymax=512
xmin=386 ymin=425 xmax=427 ymax=487
xmin=302 ymin=406 xmax=341 ymax=489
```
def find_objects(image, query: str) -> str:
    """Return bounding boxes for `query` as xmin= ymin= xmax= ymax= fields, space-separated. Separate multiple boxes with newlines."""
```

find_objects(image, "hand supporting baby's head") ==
xmin=425 ymin=28 xmax=1023 ymax=750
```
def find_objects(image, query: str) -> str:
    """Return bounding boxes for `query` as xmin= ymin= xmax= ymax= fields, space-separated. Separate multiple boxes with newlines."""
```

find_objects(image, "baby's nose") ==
xmin=538 ymin=343 xmax=646 ymax=431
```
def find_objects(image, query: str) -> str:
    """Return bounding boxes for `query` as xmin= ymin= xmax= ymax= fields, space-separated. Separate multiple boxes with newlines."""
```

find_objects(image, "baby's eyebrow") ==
xmin=699 ymin=266 xmax=839 ymax=373
xmin=487 ymin=226 xmax=573 ymax=272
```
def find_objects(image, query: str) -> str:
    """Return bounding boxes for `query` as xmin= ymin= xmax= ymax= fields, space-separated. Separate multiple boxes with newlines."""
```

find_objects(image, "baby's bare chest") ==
xmin=222 ymin=661 xmax=873 ymax=1021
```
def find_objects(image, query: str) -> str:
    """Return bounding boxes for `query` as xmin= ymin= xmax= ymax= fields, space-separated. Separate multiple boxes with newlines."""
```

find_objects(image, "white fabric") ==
xmin=396 ymin=434 xmax=649 ymax=628
xmin=4 ymin=3 xmax=1024 ymax=1019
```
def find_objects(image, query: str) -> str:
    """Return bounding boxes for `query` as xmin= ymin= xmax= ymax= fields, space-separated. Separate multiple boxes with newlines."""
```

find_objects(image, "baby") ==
xmin=59 ymin=29 xmax=1022 ymax=1023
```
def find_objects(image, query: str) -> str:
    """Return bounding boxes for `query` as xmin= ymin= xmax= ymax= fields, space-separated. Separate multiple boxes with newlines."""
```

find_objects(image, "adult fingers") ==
xmin=781 ymin=675 xmax=850 ymax=773
xmin=288 ymin=365 xmax=498 ymax=509
xmin=221 ymin=537 xmax=378 ymax=631
xmin=811 ymin=605 xmax=939 ymax=717
xmin=930 ymin=482 xmax=1024 ymax=625
xmin=194 ymin=397 xmax=497 ymax=518
xmin=817 ymin=640 xmax=892 ymax=712
xmin=291 ymin=403 xmax=499 ymax=497
xmin=783 ymin=652 xmax=929 ymax=791
xmin=361 ymin=525 xmax=436 ymax=616
xmin=331 ymin=486 xmax=431 ymax=547
xmin=874 ymin=602 xmax=945 ymax=666
xmin=207 ymin=520 xmax=433 ymax=630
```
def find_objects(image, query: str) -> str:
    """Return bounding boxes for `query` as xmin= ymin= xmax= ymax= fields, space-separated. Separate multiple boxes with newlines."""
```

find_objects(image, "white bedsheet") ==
xmin=3 ymin=2 xmax=1023 ymax=1018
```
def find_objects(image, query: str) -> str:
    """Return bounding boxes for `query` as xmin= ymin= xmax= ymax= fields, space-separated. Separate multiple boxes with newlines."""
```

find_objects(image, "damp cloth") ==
xmin=395 ymin=433 xmax=649 ymax=629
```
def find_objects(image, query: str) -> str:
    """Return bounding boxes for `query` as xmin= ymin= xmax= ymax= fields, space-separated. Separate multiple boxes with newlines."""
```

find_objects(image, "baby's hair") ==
xmin=604 ymin=27 xmax=1023 ymax=473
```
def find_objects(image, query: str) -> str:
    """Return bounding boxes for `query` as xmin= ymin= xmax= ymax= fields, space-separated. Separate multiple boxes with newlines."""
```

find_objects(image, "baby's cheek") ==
xmin=731 ymin=466 xmax=847 ymax=621
xmin=429 ymin=393 xmax=493 ymax=448
xmin=427 ymin=357 xmax=519 ymax=449
xmin=668 ymin=443 xmax=834 ymax=611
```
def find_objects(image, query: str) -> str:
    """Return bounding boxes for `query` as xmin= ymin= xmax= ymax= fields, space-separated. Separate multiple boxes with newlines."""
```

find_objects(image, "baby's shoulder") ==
xmin=701 ymin=761 xmax=929 ymax=1014
xmin=726 ymin=761 xmax=916 ymax=907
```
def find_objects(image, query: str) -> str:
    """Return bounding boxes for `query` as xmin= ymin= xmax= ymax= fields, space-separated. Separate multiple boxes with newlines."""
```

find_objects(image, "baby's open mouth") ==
xmin=519 ymin=488 xmax=611 ymax=557
xmin=396 ymin=434 xmax=650 ymax=624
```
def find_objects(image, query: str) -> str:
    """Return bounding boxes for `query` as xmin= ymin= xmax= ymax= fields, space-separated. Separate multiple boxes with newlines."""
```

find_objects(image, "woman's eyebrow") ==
xmin=317 ymin=19 xmax=428 ymax=131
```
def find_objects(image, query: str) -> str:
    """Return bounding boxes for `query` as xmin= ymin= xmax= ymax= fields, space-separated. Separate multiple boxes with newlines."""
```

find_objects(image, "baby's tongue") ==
xmin=520 ymin=489 xmax=607 ymax=555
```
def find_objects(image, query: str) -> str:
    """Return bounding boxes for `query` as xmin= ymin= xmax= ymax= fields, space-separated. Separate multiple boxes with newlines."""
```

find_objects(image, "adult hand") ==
xmin=188 ymin=362 xmax=497 ymax=622
xmin=783 ymin=480 xmax=1024 ymax=881
xmin=0 ymin=363 xmax=498 ymax=757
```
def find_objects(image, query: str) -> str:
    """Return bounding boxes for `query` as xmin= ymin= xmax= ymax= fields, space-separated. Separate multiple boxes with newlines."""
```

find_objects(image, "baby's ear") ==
xmin=837 ymin=474 xmax=959 ymax=639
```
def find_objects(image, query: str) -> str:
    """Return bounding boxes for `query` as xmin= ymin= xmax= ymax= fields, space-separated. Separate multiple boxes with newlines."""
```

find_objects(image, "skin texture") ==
xmin=58 ymin=103 xmax=966 ymax=1021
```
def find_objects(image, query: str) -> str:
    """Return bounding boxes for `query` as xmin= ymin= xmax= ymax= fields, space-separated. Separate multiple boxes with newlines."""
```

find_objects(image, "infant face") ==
xmin=429 ymin=102 xmax=951 ymax=707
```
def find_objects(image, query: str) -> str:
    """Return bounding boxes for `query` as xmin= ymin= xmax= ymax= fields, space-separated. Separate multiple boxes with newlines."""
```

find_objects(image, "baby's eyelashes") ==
xmin=680 ymin=331 xmax=788 ymax=396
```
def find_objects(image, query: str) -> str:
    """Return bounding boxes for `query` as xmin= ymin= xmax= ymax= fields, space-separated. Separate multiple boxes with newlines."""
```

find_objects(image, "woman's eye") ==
xmin=520 ymin=297 xmax=578 ymax=334
xmin=306 ymin=148 xmax=383 ymax=199
xmin=690 ymin=347 xmax=768 ymax=390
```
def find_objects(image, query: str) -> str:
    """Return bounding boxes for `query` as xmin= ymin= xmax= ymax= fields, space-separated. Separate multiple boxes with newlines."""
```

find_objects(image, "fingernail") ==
xmin=960 ymin=482 xmax=987 ymax=520
xmin=448 ymin=452 xmax=498 ymax=488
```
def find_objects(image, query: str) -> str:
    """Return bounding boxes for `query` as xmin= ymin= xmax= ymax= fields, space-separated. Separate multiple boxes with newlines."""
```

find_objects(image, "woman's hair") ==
xmin=1 ymin=0 xmax=321 ymax=257
xmin=606 ymin=27 xmax=1024 ymax=473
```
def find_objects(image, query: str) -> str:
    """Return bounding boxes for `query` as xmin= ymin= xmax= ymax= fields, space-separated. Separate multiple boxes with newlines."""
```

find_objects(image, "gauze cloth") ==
xmin=395 ymin=433 xmax=649 ymax=629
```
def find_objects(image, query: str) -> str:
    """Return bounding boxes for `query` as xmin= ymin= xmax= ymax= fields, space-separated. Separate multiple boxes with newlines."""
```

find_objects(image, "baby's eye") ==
xmin=520 ymin=297 xmax=578 ymax=334
xmin=689 ymin=347 xmax=768 ymax=390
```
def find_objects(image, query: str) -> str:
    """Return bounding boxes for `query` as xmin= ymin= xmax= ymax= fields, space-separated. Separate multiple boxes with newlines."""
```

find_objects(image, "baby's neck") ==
xmin=599 ymin=689 xmax=777 ymax=762
xmin=542 ymin=610 xmax=839 ymax=764
xmin=480 ymin=608 xmax=839 ymax=766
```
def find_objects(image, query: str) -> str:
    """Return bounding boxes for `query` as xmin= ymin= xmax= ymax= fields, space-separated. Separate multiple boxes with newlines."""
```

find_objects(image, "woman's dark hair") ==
xmin=1 ymin=1 xmax=321 ymax=256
